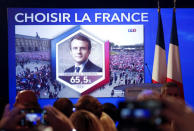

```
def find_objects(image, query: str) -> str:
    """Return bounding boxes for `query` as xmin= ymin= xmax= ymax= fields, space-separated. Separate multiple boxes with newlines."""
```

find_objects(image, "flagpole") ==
xmin=157 ymin=0 xmax=160 ymax=12
xmin=174 ymin=0 xmax=176 ymax=9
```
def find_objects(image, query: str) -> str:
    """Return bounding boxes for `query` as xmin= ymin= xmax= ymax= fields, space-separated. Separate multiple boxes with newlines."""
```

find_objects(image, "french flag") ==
xmin=152 ymin=8 xmax=167 ymax=84
xmin=167 ymin=8 xmax=184 ymax=99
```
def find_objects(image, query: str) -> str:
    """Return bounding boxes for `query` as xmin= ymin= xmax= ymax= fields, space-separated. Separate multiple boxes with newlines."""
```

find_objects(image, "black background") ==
xmin=0 ymin=0 xmax=193 ymax=99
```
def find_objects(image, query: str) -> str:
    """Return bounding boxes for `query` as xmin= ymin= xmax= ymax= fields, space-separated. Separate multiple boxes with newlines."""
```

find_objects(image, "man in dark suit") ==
xmin=65 ymin=34 xmax=102 ymax=73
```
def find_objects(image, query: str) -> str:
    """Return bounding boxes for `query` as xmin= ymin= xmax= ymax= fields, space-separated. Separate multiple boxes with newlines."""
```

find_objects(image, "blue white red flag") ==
xmin=152 ymin=8 xmax=167 ymax=84
xmin=167 ymin=8 xmax=184 ymax=99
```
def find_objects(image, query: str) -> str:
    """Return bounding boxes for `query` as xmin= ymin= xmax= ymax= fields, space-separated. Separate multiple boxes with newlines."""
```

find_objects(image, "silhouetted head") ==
xmin=14 ymin=90 xmax=40 ymax=110
xmin=76 ymin=95 xmax=102 ymax=118
xmin=102 ymin=103 xmax=118 ymax=123
xmin=53 ymin=98 xmax=73 ymax=117
xmin=70 ymin=110 xmax=104 ymax=131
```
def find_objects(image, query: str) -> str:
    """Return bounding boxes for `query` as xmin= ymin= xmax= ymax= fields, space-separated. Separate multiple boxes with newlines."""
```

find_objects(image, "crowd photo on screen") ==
xmin=15 ymin=32 xmax=144 ymax=98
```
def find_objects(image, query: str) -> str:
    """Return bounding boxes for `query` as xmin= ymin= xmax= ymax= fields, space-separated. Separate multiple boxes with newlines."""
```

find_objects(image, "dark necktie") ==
xmin=75 ymin=67 xmax=80 ymax=72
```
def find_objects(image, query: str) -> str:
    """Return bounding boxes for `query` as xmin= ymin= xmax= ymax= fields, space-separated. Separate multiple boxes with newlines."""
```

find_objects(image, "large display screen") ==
xmin=9 ymin=9 xmax=145 ymax=99
xmin=8 ymin=8 xmax=194 ymax=107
